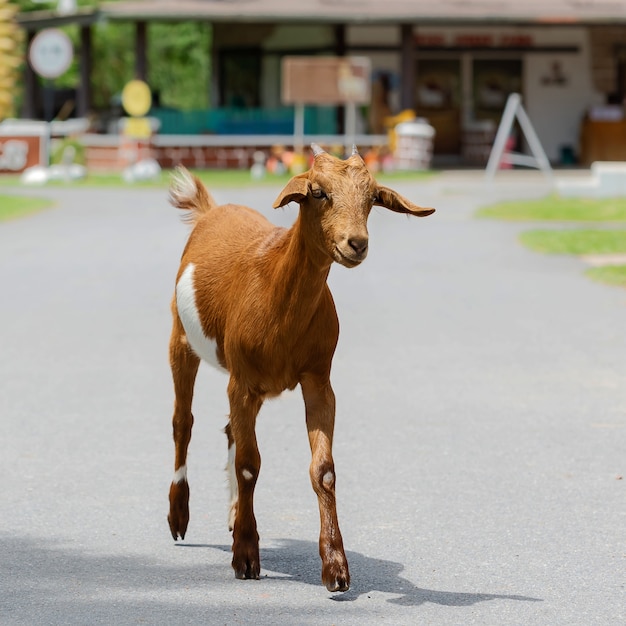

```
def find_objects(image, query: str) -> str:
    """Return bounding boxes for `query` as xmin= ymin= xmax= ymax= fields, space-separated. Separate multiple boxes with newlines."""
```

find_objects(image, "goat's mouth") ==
xmin=333 ymin=244 xmax=366 ymax=268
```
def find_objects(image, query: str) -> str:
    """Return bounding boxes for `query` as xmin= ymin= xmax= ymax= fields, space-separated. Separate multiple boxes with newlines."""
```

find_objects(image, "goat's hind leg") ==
xmin=227 ymin=377 xmax=263 ymax=580
xmin=168 ymin=317 xmax=200 ymax=540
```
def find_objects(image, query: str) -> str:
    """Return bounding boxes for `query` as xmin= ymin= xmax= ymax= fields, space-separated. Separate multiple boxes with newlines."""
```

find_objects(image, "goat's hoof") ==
xmin=232 ymin=540 xmax=260 ymax=580
xmin=168 ymin=480 xmax=190 ymax=540
xmin=232 ymin=554 xmax=260 ymax=580
xmin=322 ymin=561 xmax=350 ymax=592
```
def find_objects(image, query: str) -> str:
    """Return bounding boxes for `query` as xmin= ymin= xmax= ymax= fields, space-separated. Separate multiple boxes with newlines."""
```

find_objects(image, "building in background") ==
xmin=14 ymin=1 xmax=626 ymax=168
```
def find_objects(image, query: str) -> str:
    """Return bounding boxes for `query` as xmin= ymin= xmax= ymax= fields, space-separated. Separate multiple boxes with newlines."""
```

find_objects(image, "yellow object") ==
xmin=0 ymin=35 xmax=16 ymax=52
xmin=289 ymin=152 xmax=307 ymax=174
xmin=121 ymin=80 xmax=152 ymax=117
xmin=384 ymin=109 xmax=417 ymax=152
xmin=0 ymin=0 xmax=20 ymax=120
xmin=0 ymin=8 xmax=18 ymax=22
xmin=0 ymin=22 xmax=17 ymax=37
xmin=123 ymin=117 xmax=152 ymax=139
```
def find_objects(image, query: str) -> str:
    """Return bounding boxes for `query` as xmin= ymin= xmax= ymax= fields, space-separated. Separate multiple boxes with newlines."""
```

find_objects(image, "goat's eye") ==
xmin=311 ymin=188 xmax=327 ymax=200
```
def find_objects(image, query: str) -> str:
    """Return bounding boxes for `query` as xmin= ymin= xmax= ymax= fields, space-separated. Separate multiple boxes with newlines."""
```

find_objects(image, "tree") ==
xmin=15 ymin=0 xmax=211 ymax=115
xmin=147 ymin=21 xmax=210 ymax=110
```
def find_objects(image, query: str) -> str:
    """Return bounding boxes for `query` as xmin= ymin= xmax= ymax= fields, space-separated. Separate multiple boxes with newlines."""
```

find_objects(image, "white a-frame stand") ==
xmin=485 ymin=93 xmax=552 ymax=181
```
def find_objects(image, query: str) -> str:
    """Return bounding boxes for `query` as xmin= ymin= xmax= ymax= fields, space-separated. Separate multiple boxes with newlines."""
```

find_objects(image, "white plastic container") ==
xmin=393 ymin=120 xmax=435 ymax=170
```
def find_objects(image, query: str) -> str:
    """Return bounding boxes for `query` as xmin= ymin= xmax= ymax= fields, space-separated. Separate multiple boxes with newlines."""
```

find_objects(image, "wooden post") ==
xmin=335 ymin=24 xmax=346 ymax=134
xmin=77 ymin=25 xmax=92 ymax=117
xmin=22 ymin=30 xmax=37 ymax=119
xmin=400 ymin=24 xmax=415 ymax=111
xmin=135 ymin=21 xmax=148 ymax=81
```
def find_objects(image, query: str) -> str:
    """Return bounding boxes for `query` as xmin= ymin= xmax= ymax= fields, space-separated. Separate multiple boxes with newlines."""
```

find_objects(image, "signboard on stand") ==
xmin=119 ymin=79 xmax=152 ymax=166
xmin=28 ymin=28 xmax=74 ymax=124
xmin=119 ymin=80 xmax=160 ymax=181
xmin=281 ymin=57 xmax=371 ymax=151
xmin=121 ymin=80 xmax=152 ymax=132
xmin=21 ymin=28 xmax=74 ymax=172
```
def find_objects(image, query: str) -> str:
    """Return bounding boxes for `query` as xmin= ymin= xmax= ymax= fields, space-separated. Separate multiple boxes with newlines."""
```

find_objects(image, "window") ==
xmin=219 ymin=50 xmax=261 ymax=108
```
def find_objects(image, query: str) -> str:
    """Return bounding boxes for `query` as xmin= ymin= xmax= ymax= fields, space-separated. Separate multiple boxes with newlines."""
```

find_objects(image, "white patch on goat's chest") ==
xmin=176 ymin=263 xmax=225 ymax=371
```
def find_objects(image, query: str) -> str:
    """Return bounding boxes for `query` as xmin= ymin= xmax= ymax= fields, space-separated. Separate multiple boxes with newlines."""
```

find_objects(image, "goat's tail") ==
xmin=169 ymin=166 xmax=217 ymax=225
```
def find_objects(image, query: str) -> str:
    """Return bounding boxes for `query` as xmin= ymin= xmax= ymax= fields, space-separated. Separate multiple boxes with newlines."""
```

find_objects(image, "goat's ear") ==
xmin=273 ymin=174 xmax=310 ymax=208
xmin=374 ymin=185 xmax=435 ymax=217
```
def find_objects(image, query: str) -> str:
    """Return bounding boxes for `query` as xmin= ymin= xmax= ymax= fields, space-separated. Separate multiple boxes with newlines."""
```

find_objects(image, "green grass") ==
xmin=519 ymin=230 xmax=626 ymax=255
xmin=195 ymin=168 xmax=433 ymax=188
xmin=479 ymin=195 xmax=626 ymax=287
xmin=0 ymin=172 xmax=166 ymax=189
xmin=0 ymin=168 xmax=435 ymax=190
xmin=0 ymin=170 xmax=278 ymax=189
xmin=585 ymin=265 xmax=626 ymax=287
xmin=477 ymin=195 xmax=626 ymax=222
xmin=0 ymin=194 xmax=54 ymax=222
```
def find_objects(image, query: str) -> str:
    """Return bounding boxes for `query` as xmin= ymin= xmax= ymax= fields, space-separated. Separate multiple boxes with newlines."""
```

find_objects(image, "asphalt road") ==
xmin=1 ymin=171 xmax=624 ymax=625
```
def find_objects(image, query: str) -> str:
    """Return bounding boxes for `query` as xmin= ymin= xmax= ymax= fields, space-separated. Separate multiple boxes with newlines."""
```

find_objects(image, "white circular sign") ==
xmin=28 ymin=29 xmax=73 ymax=79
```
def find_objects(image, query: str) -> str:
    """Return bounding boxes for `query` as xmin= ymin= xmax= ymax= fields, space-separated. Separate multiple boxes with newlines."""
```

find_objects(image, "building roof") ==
xmin=16 ymin=0 xmax=626 ymax=30
xmin=16 ymin=7 xmax=97 ymax=31
xmin=99 ymin=0 xmax=626 ymax=25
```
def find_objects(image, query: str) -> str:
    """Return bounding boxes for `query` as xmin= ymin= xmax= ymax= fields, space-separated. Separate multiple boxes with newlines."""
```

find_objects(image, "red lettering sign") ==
xmin=454 ymin=35 xmax=495 ymax=47
xmin=415 ymin=34 xmax=446 ymax=47
xmin=500 ymin=35 xmax=533 ymax=47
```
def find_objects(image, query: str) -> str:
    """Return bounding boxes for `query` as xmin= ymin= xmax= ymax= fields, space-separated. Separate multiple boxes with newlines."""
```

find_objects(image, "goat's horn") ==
xmin=351 ymin=144 xmax=359 ymax=156
xmin=311 ymin=143 xmax=325 ymax=157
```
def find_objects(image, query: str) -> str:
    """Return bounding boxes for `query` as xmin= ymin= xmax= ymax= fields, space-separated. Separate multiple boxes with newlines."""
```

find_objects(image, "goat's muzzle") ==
xmin=334 ymin=236 xmax=369 ymax=267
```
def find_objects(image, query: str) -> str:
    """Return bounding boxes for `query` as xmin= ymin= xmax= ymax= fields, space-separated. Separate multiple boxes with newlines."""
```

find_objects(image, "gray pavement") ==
xmin=0 ymin=171 xmax=624 ymax=625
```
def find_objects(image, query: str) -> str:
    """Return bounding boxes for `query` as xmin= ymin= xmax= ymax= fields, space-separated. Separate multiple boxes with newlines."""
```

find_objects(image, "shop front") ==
xmin=15 ymin=3 xmax=626 ymax=169
xmin=408 ymin=26 xmax=596 ymax=164
xmin=211 ymin=22 xmax=602 ymax=164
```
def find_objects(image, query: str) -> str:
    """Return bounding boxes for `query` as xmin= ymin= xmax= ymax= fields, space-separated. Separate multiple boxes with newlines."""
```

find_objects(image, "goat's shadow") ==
xmin=179 ymin=539 xmax=542 ymax=606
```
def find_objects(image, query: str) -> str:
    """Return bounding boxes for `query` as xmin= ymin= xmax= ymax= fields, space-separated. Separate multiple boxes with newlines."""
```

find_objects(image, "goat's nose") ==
xmin=348 ymin=236 xmax=368 ymax=255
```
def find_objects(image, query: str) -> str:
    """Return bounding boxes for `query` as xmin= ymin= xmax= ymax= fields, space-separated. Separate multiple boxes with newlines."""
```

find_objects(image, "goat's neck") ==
xmin=269 ymin=213 xmax=332 ymax=317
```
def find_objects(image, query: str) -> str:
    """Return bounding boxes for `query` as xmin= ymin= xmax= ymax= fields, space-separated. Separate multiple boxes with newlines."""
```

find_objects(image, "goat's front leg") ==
xmin=168 ymin=319 xmax=200 ymax=540
xmin=228 ymin=377 xmax=263 ymax=580
xmin=301 ymin=375 xmax=350 ymax=592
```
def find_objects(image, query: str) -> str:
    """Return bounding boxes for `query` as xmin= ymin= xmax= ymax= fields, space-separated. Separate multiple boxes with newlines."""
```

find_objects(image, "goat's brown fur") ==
xmin=167 ymin=148 xmax=434 ymax=592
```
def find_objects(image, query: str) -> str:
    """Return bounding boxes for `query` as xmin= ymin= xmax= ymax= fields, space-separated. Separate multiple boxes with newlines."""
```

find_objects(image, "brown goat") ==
xmin=167 ymin=145 xmax=434 ymax=592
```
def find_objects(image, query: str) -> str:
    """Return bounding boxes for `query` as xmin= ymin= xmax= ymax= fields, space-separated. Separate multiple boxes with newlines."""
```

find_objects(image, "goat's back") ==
xmin=179 ymin=201 xmax=282 ymax=284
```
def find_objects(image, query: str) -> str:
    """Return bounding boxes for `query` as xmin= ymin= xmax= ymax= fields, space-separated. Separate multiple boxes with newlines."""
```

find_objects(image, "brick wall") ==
xmin=84 ymin=142 xmax=270 ymax=172
xmin=84 ymin=138 xmax=387 ymax=172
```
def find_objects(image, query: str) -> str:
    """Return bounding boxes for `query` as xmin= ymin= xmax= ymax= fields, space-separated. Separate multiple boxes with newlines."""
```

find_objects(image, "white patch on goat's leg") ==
xmin=173 ymin=464 xmax=187 ymax=484
xmin=227 ymin=442 xmax=238 ymax=531
xmin=242 ymin=469 xmax=253 ymax=481
xmin=176 ymin=263 xmax=226 ymax=371
xmin=323 ymin=470 xmax=335 ymax=489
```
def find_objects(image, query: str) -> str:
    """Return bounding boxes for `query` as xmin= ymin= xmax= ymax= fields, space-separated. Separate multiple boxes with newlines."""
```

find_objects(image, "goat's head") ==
xmin=273 ymin=145 xmax=435 ymax=268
